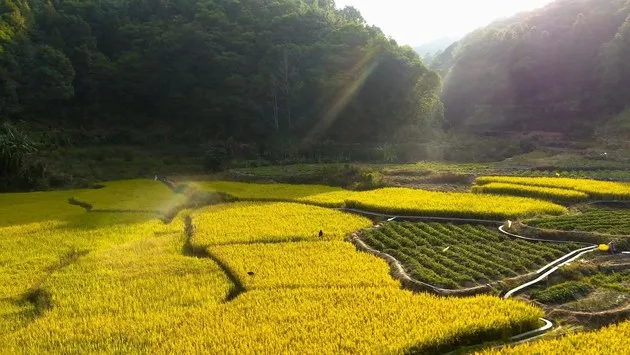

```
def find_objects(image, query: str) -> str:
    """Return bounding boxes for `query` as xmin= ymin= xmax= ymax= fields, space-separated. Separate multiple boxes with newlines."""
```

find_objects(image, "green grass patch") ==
xmin=531 ymin=281 xmax=595 ymax=304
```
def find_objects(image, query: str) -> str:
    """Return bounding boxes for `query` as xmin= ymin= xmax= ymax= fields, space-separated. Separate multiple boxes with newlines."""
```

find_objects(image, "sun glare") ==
xmin=334 ymin=0 xmax=554 ymax=45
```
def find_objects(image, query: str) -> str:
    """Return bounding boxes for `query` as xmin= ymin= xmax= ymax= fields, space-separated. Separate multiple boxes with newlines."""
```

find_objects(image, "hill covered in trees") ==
xmin=2 ymin=0 xmax=630 ymax=191
xmin=0 ymin=0 xmax=442 ymax=148
xmin=435 ymin=0 xmax=630 ymax=140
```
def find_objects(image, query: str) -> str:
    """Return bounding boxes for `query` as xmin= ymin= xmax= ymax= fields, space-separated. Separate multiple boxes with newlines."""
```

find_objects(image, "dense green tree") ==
xmin=0 ymin=0 xmax=443 ymax=151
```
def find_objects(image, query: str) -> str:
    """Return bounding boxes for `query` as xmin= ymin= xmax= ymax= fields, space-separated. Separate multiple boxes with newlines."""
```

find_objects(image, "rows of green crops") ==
xmin=361 ymin=222 xmax=582 ymax=289
xmin=528 ymin=207 xmax=630 ymax=236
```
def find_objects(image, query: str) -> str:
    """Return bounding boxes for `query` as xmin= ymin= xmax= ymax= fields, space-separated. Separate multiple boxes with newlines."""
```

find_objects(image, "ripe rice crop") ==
xmin=211 ymin=241 xmax=399 ymax=290
xmin=472 ymin=182 xmax=589 ymax=203
xmin=75 ymin=179 xmax=188 ymax=212
xmin=0 ymin=180 xmax=551 ymax=353
xmin=527 ymin=207 xmax=630 ymax=236
xmin=480 ymin=320 xmax=630 ymax=354
xmin=298 ymin=190 xmax=359 ymax=207
xmin=191 ymin=202 xmax=372 ymax=246
xmin=0 ymin=190 xmax=83 ymax=227
xmin=476 ymin=176 xmax=630 ymax=200
xmin=196 ymin=181 xmax=567 ymax=218
xmin=0 ymin=179 xmax=184 ymax=228
xmin=2 ymin=284 xmax=543 ymax=354
xmin=196 ymin=181 xmax=345 ymax=201
xmin=345 ymin=188 xmax=567 ymax=219
xmin=196 ymin=181 xmax=357 ymax=207
xmin=0 ymin=210 xmax=177 ymax=337
xmin=37 ymin=237 xmax=232 ymax=317
xmin=361 ymin=222 xmax=581 ymax=289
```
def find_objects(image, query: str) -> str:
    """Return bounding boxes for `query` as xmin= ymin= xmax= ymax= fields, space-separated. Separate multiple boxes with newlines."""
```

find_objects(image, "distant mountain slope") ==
xmin=435 ymin=0 xmax=630 ymax=137
xmin=413 ymin=36 xmax=459 ymax=57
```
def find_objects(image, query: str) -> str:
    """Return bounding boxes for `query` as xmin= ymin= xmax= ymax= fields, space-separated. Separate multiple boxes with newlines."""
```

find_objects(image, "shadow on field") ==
xmin=17 ymin=248 xmax=90 ymax=325
xmin=182 ymin=215 xmax=245 ymax=302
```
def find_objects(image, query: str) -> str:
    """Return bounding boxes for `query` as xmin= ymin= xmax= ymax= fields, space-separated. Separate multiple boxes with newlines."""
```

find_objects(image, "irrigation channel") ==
xmin=498 ymin=226 xmax=598 ymax=299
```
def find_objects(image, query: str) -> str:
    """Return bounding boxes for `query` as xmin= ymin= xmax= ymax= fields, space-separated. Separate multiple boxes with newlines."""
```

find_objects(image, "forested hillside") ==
xmin=0 ymin=0 xmax=442 ymax=146
xmin=435 ymin=0 xmax=630 ymax=138
xmin=3 ymin=0 xmax=630 ymax=191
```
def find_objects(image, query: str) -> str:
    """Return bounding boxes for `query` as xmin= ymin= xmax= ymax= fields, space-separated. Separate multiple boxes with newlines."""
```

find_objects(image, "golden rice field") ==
xmin=191 ymin=202 xmax=372 ymax=245
xmin=0 ymin=179 xmax=549 ymax=354
xmin=1 ymin=177 xmax=627 ymax=353
xmin=210 ymin=241 xmax=399 ymax=290
xmin=196 ymin=180 xmax=355 ymax=207
xmin=480 ymin=320 xmax=630 ymax=354
xmin=0 ymin=179 xmax=185 ymax=228
xmin=0 ymin=213 xmax=176 ymax=338
xmin=472 ymin=182 xmax=589 ymax=203
xmin=345 ymin=188 xmax=566 ymax=219
xmin=197 ymin=181 xmax=567 ymax=219
xmin=196 ymin=181 xmax=343 ymax=201
xmin=476 ymin=176 xmax=630 ymax=200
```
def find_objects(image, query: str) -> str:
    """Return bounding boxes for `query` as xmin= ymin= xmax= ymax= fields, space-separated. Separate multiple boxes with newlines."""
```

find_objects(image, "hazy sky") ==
xmin=334 ymin=0 xmax=555 ymax=45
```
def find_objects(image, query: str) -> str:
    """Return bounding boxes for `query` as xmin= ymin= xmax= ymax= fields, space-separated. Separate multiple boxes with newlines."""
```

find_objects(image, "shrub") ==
xmin=532 ymin=281 xmax=594 ymax=304
xmin=203 ymin=147 xmax=229 ymax=172
xmin=0 ymin=122 xmax=38 ymax=177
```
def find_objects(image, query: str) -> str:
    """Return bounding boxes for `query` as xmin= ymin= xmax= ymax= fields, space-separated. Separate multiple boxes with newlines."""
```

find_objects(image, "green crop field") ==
xmin=360 ymin=222 xmax=582 ymax=289
xmin=528 ymin=207 xmax=630 ymax=235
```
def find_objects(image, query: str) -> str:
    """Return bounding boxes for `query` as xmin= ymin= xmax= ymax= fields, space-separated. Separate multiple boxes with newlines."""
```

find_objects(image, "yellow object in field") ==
xmin=599 ymin=244 xmax=610 ymax=252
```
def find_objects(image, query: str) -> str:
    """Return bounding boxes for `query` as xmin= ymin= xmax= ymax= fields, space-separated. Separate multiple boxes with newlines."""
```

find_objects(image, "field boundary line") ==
xmin=20 ymin=249 xmax=90 ymax=320
xmin=546 ymin=304 xmax=630 ymax=328
xmin=534 ymin=245 xmax=600 ymax=274
xmin=518 ymin=221 xmax=630 ymax=240
xmin=586 ymin=200 xmax=630 ymax=207
xmin=339 ymin=208 xmax=503 ymax=225
xmin=503 ymin=246 xmax=597 ymax=300
xmin=509 ymin=317 xmax=553 ymax=342
xmin=498 ymin=225 xmax=597 ymax=245
xmin=182 ymin=216 xmax=246 ymax=302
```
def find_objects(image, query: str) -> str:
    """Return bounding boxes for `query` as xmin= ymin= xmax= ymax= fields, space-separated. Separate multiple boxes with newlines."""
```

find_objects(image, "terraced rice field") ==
xmin=360 ymin=222 xmax=582 ymax=289
xmin=527 ymin=207 xmax=630 ymax=235
xmin=480 ymin=320 xmax=630 ymax=354
xmin=476 ymin=176 xmax=630 ymax=200
xmin=197 ymin=181 xmax=567 ymax=219
xmin=1 ymin=177 xmax=628 ymax=353
xmin=190 ymin=202 xmax=371 ymax=245
xmin=0 ymin=179 xmax=545 ymax=354
xmin=472 ymin=182 xmax=589 ymax=203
